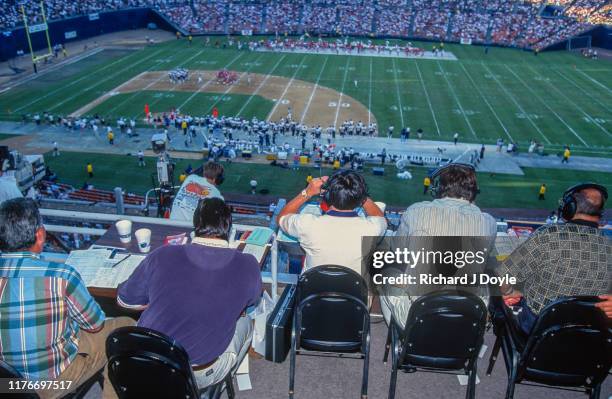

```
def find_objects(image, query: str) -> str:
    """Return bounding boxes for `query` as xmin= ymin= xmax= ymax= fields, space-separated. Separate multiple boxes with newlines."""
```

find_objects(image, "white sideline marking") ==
xmin=46 ymin=46 xmax=169 ymax=112
xmin=13 ymin=46 xmax=150 ymax=112
xmin=5 ymin=47 xmax=103 ymax=99
xmin=505 ymin=65 xmax=588 ymax=146
xmin=392 ymin=58 xmax=405 ymax=127
xmin=437 ymin=61 xmax=477 ymax=138
xmin=333 ymin=57 xmax=351 ymax=128
xmin=481 ymin=62 xmax=550 ymax=144
xmin=267 ymin=54 xmax=309 ymax=120
xmin=300 ymin=56 xmax=329 ymax=124
xmin=459 ymin=62 xmax=513 ymax=142
xmin=237 ymin=54 xmax=287 ymax=117
xmin=414 ymin=60 xmax=441 ymax=136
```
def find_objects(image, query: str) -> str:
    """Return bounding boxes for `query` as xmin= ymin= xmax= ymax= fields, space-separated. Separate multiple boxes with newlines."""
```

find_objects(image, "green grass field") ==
xmin=44 ymin=151 xmax=612 ymax=210
xmin=1 ymin=38 xmax=611 ymax=156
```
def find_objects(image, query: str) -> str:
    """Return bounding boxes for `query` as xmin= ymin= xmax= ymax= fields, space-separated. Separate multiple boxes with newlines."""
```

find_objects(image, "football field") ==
xmin=0 ymin=38 xmax=611 ymax=155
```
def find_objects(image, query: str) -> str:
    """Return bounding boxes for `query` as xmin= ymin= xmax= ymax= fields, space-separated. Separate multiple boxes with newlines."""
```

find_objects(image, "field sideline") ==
xmin=0 ymin=38 xmax=611 ymax=154
xmin=43 ymin=150 xmax=612 ymax=210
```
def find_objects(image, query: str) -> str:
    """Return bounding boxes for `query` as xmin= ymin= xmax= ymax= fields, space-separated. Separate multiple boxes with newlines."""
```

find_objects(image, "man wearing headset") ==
xmin=277 ymin=170 xmax=387 ymax=274
xmin=499 ymin=183 xmax=611 ymax=332
xmin=379 ymin=163 xmax=497 ymax=328
xmin=170 ymin=161 xmax=224 ymax=221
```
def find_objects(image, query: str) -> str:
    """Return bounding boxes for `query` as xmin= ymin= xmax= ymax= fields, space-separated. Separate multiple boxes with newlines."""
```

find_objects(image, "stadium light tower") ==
xmin=20 ymin=0 xmax=54 ymax=73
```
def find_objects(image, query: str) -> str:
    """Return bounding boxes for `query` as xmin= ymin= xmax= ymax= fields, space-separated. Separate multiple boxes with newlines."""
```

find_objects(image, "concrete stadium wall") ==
xmin=0 ymin=8 xmax=176 ymax=62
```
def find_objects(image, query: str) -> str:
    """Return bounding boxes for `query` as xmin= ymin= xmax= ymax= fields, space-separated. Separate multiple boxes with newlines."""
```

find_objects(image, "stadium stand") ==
xmin=1 ymin=0 xmax=610 ymax=50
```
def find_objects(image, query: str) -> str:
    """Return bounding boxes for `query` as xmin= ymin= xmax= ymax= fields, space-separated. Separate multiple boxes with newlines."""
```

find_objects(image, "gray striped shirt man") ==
xmin=380 ymin=197 xmax=497 ymax=327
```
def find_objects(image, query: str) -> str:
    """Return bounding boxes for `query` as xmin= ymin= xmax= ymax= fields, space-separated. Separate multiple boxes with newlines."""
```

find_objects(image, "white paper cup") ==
xmin=135 ymin=228 xmax=152 ymax=253
xmin=375 ymin=201 xmax=387 ymax=213
xmin=115 ymin=220 xmax=132 ymax=244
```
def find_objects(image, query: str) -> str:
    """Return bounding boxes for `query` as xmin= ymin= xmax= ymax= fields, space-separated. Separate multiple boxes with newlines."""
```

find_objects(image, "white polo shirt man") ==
xmin=280 ymin=210 xmax=387 ymax=274
xmin=277 ymin=172 xmax=387 ymax=275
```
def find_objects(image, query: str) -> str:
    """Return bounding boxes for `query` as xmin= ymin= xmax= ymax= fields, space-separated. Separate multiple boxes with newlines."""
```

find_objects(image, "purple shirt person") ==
xmin=118 ymin=198 xmax=262 ymax=388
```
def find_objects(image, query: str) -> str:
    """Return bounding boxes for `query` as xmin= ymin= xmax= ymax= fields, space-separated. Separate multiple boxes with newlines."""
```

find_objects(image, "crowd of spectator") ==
xmin=264 ymin=1 xmax=302 ymax=34
xmin=302 ymin=4 xmax=337 ymax=34
xmin=193 ymin=1 xmax=226 ymax=33
xmin=228 ymin=3 xmax=263 ymax=34
xmin=337 ymin=4 xmax=375 ymax=35
xmin=0 ymin=0 xmax=610 ymax=50
xmin=374 ymin=5 xmax=411 ymax=37
xmin=449 ymin=11 xmax=490 ymax=43
xmin=412 ymin=8 xmax=450 ymax=40
xmin=589 ymin=3 xmax=612 ymax=25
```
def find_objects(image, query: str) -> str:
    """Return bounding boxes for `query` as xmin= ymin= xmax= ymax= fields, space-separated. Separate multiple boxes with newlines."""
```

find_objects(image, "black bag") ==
xmin=265 ymin=284 xmax=297 ymax=363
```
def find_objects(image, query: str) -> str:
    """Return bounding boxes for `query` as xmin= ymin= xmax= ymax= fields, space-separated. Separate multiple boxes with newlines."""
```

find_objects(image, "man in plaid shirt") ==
xmin=499 ymin=184 xmax=611 ymax=333
xmin=0 ymin=198 xmax=133 ymax=399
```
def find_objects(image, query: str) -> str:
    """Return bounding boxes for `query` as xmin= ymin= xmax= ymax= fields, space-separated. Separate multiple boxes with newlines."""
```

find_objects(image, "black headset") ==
xmin=215 ymin=173 xmax=225 ymax=186
xmin=558 ymin=182 xmax=608 ymax=221
xmin=429 ymin=162 xmax=477 ymax=199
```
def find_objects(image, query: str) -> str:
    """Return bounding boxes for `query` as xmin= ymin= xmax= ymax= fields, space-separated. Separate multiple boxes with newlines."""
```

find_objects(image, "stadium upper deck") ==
xmin=0 ymin=0 xmax=610 ymax=51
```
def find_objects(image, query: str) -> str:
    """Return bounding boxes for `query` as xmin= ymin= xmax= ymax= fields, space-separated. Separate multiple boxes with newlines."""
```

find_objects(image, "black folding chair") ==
xmin=0 ymin=358 xmax=102 ymax=399
xmin=106 ymin=326 xmax=234 ymax=399
xmin=289 ymin=265 xmax=371 ymax=399
xmin=383 ymin=290 xmax=487 ymax=399
xmin=487 ymin=296 xmax=611 ymax=399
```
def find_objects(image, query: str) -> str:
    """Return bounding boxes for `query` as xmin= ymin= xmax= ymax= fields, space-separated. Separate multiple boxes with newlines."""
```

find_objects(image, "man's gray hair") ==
xmin=0 ymin=198 xmax=43 ymax=252
xmin=574 ymin=191 xmax=604 ymax=217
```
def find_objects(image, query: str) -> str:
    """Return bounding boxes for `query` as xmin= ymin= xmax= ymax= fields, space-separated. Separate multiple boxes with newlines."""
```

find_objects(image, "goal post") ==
xmin=20 ymin=0 xmax=53 ymax=73
xmin=567 ymin=35 xmax=592 ymax=51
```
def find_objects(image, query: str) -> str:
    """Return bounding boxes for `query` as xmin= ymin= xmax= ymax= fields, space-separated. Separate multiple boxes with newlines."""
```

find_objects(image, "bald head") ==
xmin=573 ymin=187 xmax=605 ymax=222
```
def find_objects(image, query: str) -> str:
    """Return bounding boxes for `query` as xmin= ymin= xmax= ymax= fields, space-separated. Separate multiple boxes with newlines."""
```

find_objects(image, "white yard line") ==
xmin=203 ymin=53 xmax=268 ymax=115
xmin=453 ymin=147 xmax=471 ymax=163
xmin=69 ymin=72 xmax=146 ymax=117
xmin=177 ymin=52 xmax=245 ymax=111
xmin=102 ymin=73 xmax=164 ymax=116
xmin=414 ymin=60 xmax=441 ymax=135
xmin=481 ymin=62 xmax=550 ymax=144
xmin=237 ymin=54 xmax=287 ymax=117
xmin=575 ymin=69 xmax=612 ymax=96
xmin=459 ymin=62 xmax=513 ymax=142
xmin=5 ymin=47 xmax=104 ymax=95
xmin=46 ymin=47 xmax=170 ymax=112
xmin=14 ymin=46 xmax=166 ymax=113
xmin=554 ymin=69 xmax=612 ymax=137
xmin=556 ymin=69 xmax=610 ymax=111
xmin=267 ymin=54 xmax=309 ymax=120
xmin=368 ymin=58 xmax=373 ymax=126
xmin=437 ymin=61 xmax=477 ymax=138
xmin=392 ymin=58 xmax=405 ymax=127
xmin=130 ymin=48 xmax=210 ymax=118
xmin=333 ymin=57 xmax=351 ymax=128
xmin=103 ymin=46 xmax=200 ymax=116
xmin=505 ymin=65 xmax=588 ymax=146
xmin=300 ymin=56 xmax=329 ymax=124
xmin=525 ymin=64 xmax=610 ymax=138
